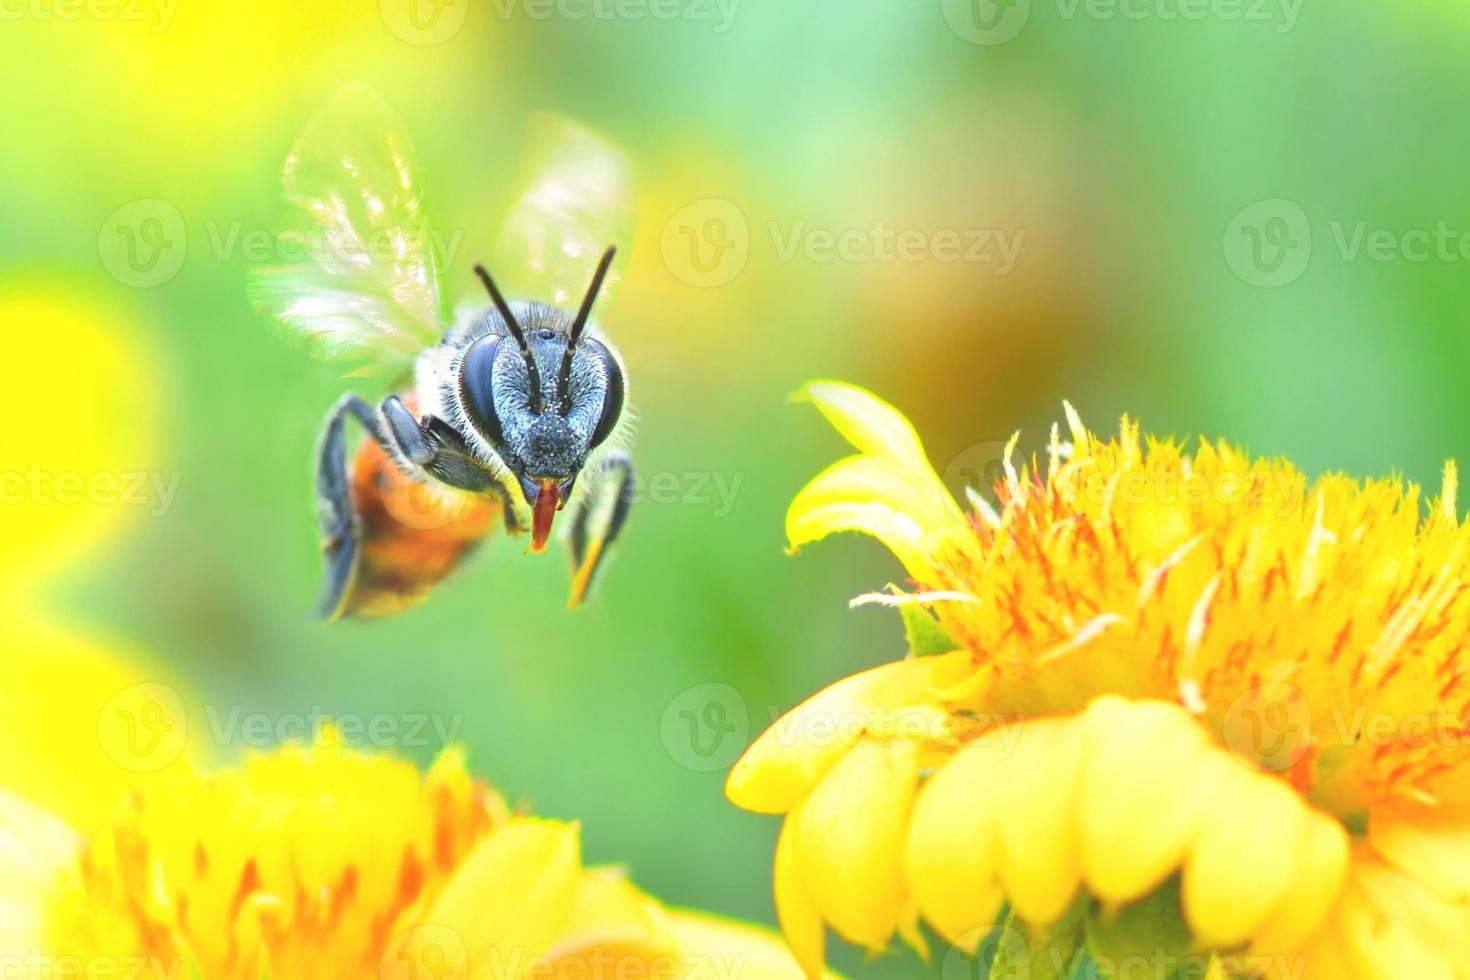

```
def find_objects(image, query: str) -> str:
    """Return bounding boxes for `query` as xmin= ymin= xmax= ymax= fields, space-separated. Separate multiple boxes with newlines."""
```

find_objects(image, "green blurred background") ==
xmin=5 ymin=1 xmax=1470 ymax=975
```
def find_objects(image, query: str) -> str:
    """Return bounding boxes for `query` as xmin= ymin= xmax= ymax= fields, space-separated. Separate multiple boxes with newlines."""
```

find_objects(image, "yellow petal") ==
xmin=666 ymin=907 xmax=841 ymax=980
xmin=0 ymin=790 xmax=77 ymax=952
xmin=794 ymin=740 xmax=919 ymax=951
xmin=993 ymin=717 xmax=1084 ymax=927
xmin=788 ymin=381 xmax=971 ymax=576
xmin=1369 ymin=808 xmax=1470 ymax=904
xmin=1078 ymin=697 xmax=1212 ymax=904
xmin=904 ymin=738 xmax=1007 ymax=947
xmin=545 ymin=867 xmax=675 ymax=961
xmin=726 ymin=659 xmax=932 ymax=814
xmin=1182 ymin=752 xmax=1308 ymax=947
xmin=798 ymin=381 xmax=928 ymax=464
xmin=774 ymin=802 xmax=826 ymax=979
xmin=389 ymin=817 xmax=581 ymax=980
xmin=1248 ymin=807 xmax=1349 ymax=956
xmin=1332 ymin=861 xmax=1464 ymax=980
xmin=788 ymin=456 xmax=966 ymax=577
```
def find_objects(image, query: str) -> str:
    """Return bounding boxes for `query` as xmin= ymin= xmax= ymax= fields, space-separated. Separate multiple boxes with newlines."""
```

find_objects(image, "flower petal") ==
xmin=404 ymin=817 xmax=581 ymax=980
xmin=1182 ymin=752 xmax=1308 ymax=947
xmin=904 ymin=737 xmax=1007 ymax=948
xmin=1333 ymin=860 xmax=1465 ymax=980
xmin=1369 ymin=808 xmax=1470 ymax=904
xmin=1078 ymin=697 xmax=1212 ymax=904
xmin=726 ymin=659 xmax=932 ymax=815
xmin=794 ymin=740 xmax=919 ymax=951
xmin=798 ymin=381 xmax=928 ymax=464
xmin=1248 ymin=806 xmax=1349 ymax=956
xmin=544 ymin=867 xmax=676 ymax=962
xmin=666 ymin=907 xmax=840 ymax=980
xmin=0 ymin=791 xmax=77 ymax=952
xmin=993 ymin=717 xmax=1085 ymax=927
xmin=774 ymin=801 xmax=826 ymax=979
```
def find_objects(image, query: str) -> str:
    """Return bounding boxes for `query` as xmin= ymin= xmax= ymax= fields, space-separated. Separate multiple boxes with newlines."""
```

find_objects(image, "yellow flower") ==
xmin=0 ymin=292 xmax=196 ymax=827
xmin=728 ymin=380 xmax=1470 ymax=979
xmin=2 ymin=732 xmax=833 ymax=980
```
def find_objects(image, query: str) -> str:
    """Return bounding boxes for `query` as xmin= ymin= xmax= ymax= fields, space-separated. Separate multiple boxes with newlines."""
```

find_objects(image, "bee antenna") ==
xmin=474 ymin=263 xmax=543 ymax=414
xmin=557 ymin=245 xmax=617 ymax=416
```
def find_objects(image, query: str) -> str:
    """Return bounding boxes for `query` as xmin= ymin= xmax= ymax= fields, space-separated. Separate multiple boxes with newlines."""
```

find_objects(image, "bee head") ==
xmin=459 ymin=247 xmax=623 ymax=551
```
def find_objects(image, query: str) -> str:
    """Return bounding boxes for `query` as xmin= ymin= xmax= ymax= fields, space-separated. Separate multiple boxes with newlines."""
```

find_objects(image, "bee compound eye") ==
xmin=587 ymin=340 xmax=624 ymax=449
xmin=459 ymin=334 xmax=506 ymax=447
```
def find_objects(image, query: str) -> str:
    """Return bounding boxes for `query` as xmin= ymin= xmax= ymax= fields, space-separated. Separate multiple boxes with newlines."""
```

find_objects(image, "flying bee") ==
xmin=249 ymin=84 xmax=637 ymax=618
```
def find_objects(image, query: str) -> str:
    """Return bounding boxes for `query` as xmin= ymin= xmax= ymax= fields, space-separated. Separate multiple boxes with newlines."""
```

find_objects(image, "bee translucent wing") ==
xmin=248 ymin=84 xmax=446 ymax=376
xmin=494 ymin=114 xmax=634 ymax=309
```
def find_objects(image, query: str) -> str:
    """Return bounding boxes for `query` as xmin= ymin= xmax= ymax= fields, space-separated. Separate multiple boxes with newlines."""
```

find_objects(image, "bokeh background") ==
xmin=3 ymin=1 xmax=1469 ymax=975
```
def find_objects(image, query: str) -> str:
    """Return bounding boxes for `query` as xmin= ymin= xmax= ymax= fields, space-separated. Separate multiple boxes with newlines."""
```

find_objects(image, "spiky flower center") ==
xmin=924 ymin=418 xmax=1470 ymax=821
xmin=43 ymin=742 xmax=501 ymax=979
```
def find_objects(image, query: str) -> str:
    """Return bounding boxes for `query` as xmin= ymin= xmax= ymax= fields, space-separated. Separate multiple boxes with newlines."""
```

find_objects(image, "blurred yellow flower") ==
xmin=2 ymin=733 xmax=832 ymax=980
xmin=728 ymin=380 xmax=1470 ymax=979
xmin=0 ymin=291 xmax=195 ymax=828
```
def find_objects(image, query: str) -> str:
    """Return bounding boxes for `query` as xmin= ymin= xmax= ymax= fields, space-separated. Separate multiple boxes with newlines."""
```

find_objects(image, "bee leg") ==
xmin=315 ymin=392 xmax=388 ymax=619
xmin=564 ymin=451 xmax=637 ymax=607
xmin=382 ymin=398 xmax=524 ymax=534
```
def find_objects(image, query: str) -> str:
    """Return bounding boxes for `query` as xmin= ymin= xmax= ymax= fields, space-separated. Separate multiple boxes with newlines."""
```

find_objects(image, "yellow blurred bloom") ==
xmin=728 ymin=380 xmax=1470 ymax=978
xmin=0 ymin=291 xmax=195 ymax=827
xmin=2 ymin=735 xmax=832 ymax=980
